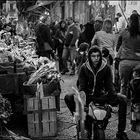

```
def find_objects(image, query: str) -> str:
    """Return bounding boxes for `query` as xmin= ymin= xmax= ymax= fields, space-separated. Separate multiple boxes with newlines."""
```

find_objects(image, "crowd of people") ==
xmin=63 ymin=10 xmax=140 ymax=140
xmin=1 ymin=9 xmax=140 ymax=140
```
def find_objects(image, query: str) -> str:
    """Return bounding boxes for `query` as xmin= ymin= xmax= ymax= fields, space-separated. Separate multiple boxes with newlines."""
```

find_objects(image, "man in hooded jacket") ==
xmin=64 ymin=46 xmax=128 ymax=140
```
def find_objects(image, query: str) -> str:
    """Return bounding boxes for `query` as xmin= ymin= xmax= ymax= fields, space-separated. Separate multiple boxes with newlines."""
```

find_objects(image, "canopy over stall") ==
xmin=25 ymin=1 xmax=53 ymax=16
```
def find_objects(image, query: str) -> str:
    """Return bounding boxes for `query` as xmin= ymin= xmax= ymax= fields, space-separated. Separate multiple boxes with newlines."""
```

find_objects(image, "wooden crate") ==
xmin=27 ymin=96 xmax=57 ymax=138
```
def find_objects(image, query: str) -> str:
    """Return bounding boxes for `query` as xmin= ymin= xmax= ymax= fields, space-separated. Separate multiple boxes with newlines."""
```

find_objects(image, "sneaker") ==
xmin=116 ymin=132 xmax=129 ymax=140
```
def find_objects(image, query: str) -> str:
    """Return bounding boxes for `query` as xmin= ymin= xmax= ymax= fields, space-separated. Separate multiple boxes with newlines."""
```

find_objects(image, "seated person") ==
xmin=75 ymin=42 xmax=89 ymax=74
xmin=130 ymin=65 xmax=140 ymax=131
xmin=64 ymin=46 xmax=128 ymax=140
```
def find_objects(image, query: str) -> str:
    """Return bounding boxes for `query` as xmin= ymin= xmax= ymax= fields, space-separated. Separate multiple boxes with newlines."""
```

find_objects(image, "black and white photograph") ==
xmin=0 ymin=0 xmax=140 ymax=140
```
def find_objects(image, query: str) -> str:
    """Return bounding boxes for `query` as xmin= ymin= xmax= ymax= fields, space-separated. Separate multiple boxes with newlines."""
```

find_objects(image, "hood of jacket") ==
xmin=86 ymin=46 xmax=107 ymax=74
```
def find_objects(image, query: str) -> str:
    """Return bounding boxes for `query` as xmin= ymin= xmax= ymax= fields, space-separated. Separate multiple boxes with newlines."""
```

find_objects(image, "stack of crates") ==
xmin=26 ymin=83 xmax=57 ymax=139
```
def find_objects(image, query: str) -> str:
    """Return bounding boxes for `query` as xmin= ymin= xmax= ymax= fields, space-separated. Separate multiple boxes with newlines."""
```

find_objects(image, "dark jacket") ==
xmin=77 ymin=47 xmax=116 ymax=105
xmin=35 ymin=23 xmax=54 ymax=54
xmin=54 ymin=28 xmax=66 ymax=44
xmin=78 ymin=22 xmax=95 ymax=47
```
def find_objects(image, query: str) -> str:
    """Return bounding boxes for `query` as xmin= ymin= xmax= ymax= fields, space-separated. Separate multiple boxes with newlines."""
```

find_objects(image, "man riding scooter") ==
xmin=64 ymin=46 xmax=128 ymax=140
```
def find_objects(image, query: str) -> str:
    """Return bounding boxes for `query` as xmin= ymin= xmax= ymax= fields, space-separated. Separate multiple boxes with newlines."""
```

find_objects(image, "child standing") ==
xmin=75 ymin=42 xmax=89 ymax=74
xmin=130 ymin=65 xmax=140 ymax=132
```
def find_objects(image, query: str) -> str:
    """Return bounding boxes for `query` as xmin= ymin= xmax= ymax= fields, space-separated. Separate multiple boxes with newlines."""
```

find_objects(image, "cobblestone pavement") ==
xmin=53 ymin=74 xmax=140 ymax=140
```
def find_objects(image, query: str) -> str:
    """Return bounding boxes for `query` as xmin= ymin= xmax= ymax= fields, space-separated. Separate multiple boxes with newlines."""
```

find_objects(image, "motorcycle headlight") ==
xmin=93 ymin=109 xmax=107 ymax=120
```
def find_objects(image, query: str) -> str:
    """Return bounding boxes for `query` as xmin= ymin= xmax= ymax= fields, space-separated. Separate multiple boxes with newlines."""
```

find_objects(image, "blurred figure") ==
xmin=92 ymin=18 xmax=115 ymax=60
xmin=116 ymin=13 xmax=127 ymax=33
xmin=116 ymin=13 xmax=140 ymax=98
xmin=94 ymin=16 xmax=103 ymax=32
xmin=77 ymin=18 xmax=95 ymax=48
xmin=54 ymin=20 xmax=67 ymax=72
xmin=75 ymin=42 xmax=89 ymax=74
xmin=35 ymin=16 xmax=55 ymax=59
xmin=61 ymin=17 xmax=79 ymax=75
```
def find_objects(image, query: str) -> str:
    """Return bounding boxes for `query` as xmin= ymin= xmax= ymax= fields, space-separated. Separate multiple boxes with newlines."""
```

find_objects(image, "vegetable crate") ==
xmin=27 ymin=90 xmax=57 ymax=138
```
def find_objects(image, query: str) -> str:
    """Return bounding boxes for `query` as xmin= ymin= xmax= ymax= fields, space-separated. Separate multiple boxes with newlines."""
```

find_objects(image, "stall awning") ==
xmin=26 ymin=1 xmax=54 ymax=12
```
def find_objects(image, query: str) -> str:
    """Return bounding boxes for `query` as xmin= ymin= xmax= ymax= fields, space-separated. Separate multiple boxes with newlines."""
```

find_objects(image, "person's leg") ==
xmin=85 ymin=115 xmax=93 ymax=139
xmin=69 ymin=47 xmax=77 ymax=75
xmin=119 ymin=60 xmax=133 ymax=97
xmin=64 ymin=93 xmax=92 ymax=139
xmin=61 ymin=47 xmax=69 ymax=74
xmin=64 ymin=93 xmax=75 ymax=115
xmin=109 ymin=94 xmax=128 ymax=140
xmin=57 ymin=44 xmax=64 ymax=72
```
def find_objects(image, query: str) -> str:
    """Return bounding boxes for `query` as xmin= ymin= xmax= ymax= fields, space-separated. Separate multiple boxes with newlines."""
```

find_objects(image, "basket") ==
xmin=23 ymin=79 xmax=60 ymax=96
xmin=0 ymin=62 xmax=14 ymax=74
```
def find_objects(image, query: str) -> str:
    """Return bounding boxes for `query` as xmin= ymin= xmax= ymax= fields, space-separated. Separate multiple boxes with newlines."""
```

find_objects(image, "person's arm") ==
xmin=104 ymin=66 xmax=116 ymax=96
xmin=77 ymin=65 xmax=87 ymax=105
xmin=78 ymin=65 xmax=87 ymax=91
xmin=91 ymin=32 xmax=98 ymax=46
xmin=116 ymin=34 xmax=122 ymax=52
xmin=70 ymin=26 xmax=79 ymax=47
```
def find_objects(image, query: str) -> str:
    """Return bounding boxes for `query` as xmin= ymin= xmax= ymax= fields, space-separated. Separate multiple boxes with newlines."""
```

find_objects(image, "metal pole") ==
xmin=118 ymin=3 xmax=129 ymax=25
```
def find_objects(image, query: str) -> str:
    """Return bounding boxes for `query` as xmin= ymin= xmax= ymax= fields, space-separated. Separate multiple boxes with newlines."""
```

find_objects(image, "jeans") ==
xmin=119 ymin=60 xmax=140 ymax=97
xmin=57 ymin=43 xmax=64 ymax=72
xmin=64 ymin=93 xmax=127 ymax=134
xmin=62 ymin=46 xmax=76 ymax=72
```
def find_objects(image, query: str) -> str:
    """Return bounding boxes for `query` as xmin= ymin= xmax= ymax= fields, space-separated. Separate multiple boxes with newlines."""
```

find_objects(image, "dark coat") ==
xmin=78 ymin=22 xmax=95 ymax=47
xmin=77 ymin=47 xmax=116 ymax=105
xmin=35 ymin=23 xmax=54 ymax=55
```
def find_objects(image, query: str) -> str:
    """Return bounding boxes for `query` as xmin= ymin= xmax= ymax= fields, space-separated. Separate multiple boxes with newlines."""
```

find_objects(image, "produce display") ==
xmin=0 ymin=35 xmax=51 ymax=73
xmin=27 ymin=61 xmax=60 ymax=85
xmin=0 ymin=93 xmax=12 ymax=124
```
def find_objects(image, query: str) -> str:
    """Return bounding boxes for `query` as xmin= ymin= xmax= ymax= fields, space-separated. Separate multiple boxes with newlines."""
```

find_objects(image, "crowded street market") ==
xmin=0 ymin=0 xmax=140 ymax=140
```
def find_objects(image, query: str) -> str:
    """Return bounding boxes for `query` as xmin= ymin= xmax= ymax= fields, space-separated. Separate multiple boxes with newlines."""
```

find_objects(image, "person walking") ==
xmin=116 ymin=13 xmax=140 ymax=98
xmin=54 ymin=20 xmax=67 ymax=72
xmin=61 ymin=17 xmax=79 ymax=75
xmin=91 ymin=18 xmax=116 ymax=61
xmin=35 ymin=16 xmax=54 ymax=59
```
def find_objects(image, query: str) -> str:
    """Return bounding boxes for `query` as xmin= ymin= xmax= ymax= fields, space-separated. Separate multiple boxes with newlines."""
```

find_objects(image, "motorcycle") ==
xmin=88 ymin=102 xmax=112 ymax=140
xmin=72 ymin=87 xmax=112 ymax=140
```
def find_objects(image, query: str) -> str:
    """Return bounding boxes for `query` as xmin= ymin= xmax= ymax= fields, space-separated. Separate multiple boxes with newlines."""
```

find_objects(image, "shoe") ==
xmin=116 ymin=132 xmax=129 ymax=140
xmin=61 ymin=69 xmax=69 ymax=75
